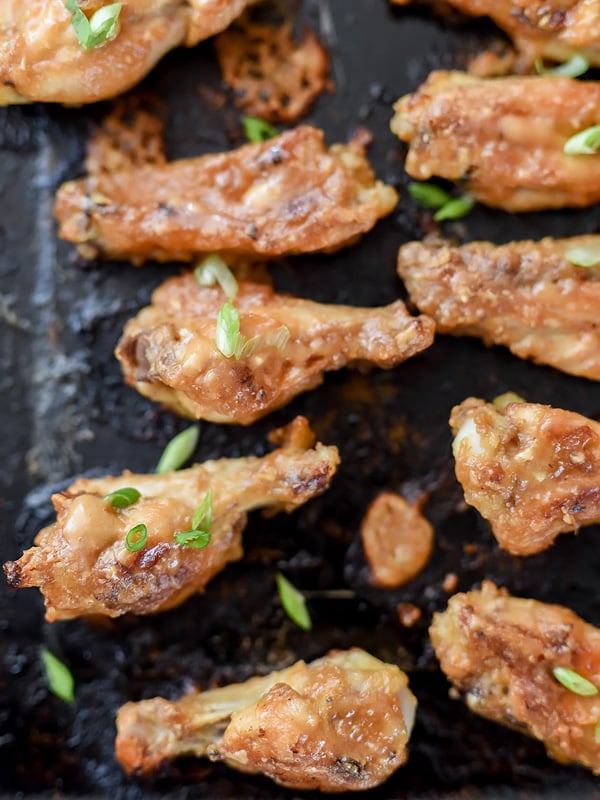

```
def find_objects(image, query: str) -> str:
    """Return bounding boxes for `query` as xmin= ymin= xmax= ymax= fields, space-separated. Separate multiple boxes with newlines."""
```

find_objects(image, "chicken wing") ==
xmin=391 ymin=71 xmax=600 ymax=211
xmin=397 ymin=235 xmax=600 ymax=381
xmin=0 ymin=0 xmax=255 ymax=106
xmin=430 ymin=581 xmax=600 ymax=774
xmin=54 ymin=126 xmax=398 ymax=263
xmin=451 ymin=397 xmax=600 ymax=555
xmin=3 ymin=417 xmax=339 ymax=621
xmin=115 ymin=273 xmax=434 ymax=424
xmin=116 ymin=647 xmax=417 ymax=791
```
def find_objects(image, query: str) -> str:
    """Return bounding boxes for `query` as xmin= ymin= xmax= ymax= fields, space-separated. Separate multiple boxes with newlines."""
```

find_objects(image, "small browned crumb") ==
xmin=397 ymin=602 xmax=422 ymax=627
xmin=215 ymin=14 xmax=332 ymax=123
xmin=115 ymin=648 xmax=417 ymax=791
xmin=360 ymin=492 xmax=434 ymax=589
xmin=467 ymin=49 xmax=517 ymax=78
xmin=442 ymin=572 xmax=458 ymax=593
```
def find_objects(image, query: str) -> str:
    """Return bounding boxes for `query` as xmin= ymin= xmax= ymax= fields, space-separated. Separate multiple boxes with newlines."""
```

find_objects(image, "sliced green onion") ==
xmin=40 ymin=647 xmax=75 ymax=704
xmin=276 ymin=572 xmax=312 ymax=631
xmin=595 ymin=721 xmax=600 ymax=744
xmin=64 ymin=0 xmax=122 ymax=50
xmin=492 ymin=391 xmax=525 ymax=409
xmin=564 ymin=125 xmax=600 ymax=155
xmin=174 ymin=529 xmax=211 ymax=549
xmin=242 ymin=116 xmax=279 ymax=143
xmin=534 ymin=54 xmax=589 ymax=78
xmin=105 ymin=487 xmax=141 ymax=509
xmin=407 ymin=181 xmax=452 ymax=210
xmin=194 ymin=254 xmax=238 ymax=300
xmin=216 ymin=301 xmax=243 ymax=358
xmin=155 ymin=425 xmax=200 ymax=473
xmin=125 ymin=523 xmax=148 ymax=553
xmin=434 ymin=194 xmax=475 ymax=222
xmin=552 ymin=666 xmax=598 ymax=696
xmin=564 ymin=242 xmax=600 ymax=268
xmin=262 ymin=325 xmax=291 ymax=351
xmin=191 ymin=489 xmax=213 ymax=532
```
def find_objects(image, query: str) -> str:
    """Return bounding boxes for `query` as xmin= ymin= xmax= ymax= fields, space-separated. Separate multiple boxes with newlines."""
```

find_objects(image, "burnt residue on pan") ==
xmin=2 ymin=1 xmax=600 ymax=798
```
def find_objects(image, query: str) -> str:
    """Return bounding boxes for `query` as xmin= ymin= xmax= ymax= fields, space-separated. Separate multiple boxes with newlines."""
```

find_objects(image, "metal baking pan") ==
xmin=1 ymin=1 xmax=600 ymax=797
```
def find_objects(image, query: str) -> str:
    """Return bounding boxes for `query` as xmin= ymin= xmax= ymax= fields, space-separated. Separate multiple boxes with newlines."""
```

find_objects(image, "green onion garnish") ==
xmin=564 ymin=125 xmax=600 ymax=155
xmin=216 ymin=301 xmax=244 ymax=358
xmin=191 ymin=489 xmax=213 ymax=531
xmin=40 ymin=647 xmax=75 ymax=704
xmin=275 ymin=572 xmax=312 ymax=631
xmin=595 ymin=721 xmax=600 ymax=744
xmin=125 ymin=523 xmax=148 ymax=553
xmin=552 ymin=666 xmax=598 ymax=696
xmin=492 ymin=391 xmax=525 ymax=409
xmin=155 ymin=425 xmax=200 ymax=473
xmin=407 ymin=181 xmax=452 ymax=209
xmin=194 ymin=254 xmax=238 ymax=300
xmin=242 ymin=116 xmax=279 ymax=143
xmin=105 ymin=487 xmax=141 ymax=509
xmin=433 ymin=194 xmax=475 ymax=222
xmin=564 ymin=242 xmax=600 ymax=268
xmin=534 ymin=54 xmax=589 ymax=78
xmin=174 ymin=529 xmax=211 ymax=549
xmin=64 ymin=0 xmax=122 ymax=50
xmin=262 ymin=325 xmax=291 ymax=351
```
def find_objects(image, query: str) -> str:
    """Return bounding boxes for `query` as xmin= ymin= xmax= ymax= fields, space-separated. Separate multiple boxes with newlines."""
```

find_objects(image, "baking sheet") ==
xmin=1 ymin=1 xmax=600 ymax=797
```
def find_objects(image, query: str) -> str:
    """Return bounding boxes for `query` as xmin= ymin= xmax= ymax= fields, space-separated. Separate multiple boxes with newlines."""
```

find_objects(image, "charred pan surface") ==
xmin=450 ymin=397 xmax=600 ymax=555
xmin=430 ymin=581 xmax=600 ymax=774
xmin=116 ymin=647 xmax=417 ymax=792
xmin=397 ymin=236 xmax=600 ymax=381
xmin=0 ymin=0 xmax=255 ymax=105
xmin=391 ymin=71 xmax=600 ymax=211
xmin=3 ymin=417 xmax=339 ymax=621
xmin=115 ymin=273 xmax=434 ymax=424
xmin=54 ymin=126 xmax=398 ymax=263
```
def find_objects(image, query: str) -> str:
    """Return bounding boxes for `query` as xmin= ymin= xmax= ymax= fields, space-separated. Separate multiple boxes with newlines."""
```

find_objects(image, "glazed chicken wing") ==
xmin=116 ymin=647 xmax=417 ymax=792
xmin=451 ymin=397 xmax=600 ymax=555
xmin=397 ymin=235 xmax=600 ymax=381
xmin=431 ymin=581 xmax=600 ymax=774
xmin=115 ymin=273 xmax=434 ymax=424
xmin=0 ymin=0 xmax=254 ymax=106
xmin=3 ymin=417 xmax=339 ymax=621
xmin=54 ymin=126 xmax=398 ymax=263
xmin=391 ymin=71 xmax=600 ymax=211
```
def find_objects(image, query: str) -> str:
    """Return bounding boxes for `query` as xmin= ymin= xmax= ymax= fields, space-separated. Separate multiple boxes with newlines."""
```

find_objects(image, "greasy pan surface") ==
xmin=1 ymin=1 xmax=600 ymax=797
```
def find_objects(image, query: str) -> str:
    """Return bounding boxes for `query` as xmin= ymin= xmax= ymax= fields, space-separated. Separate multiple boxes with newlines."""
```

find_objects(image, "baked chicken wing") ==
xmin=3 ymin=417 xmax=339 ymax=621
xmin=430 ymin=581 xmax=600 ymax=774
xmin=54 ymin=126 xmax=398 ymax=263
xmin=0 ymin=0 xmax=254 ymax=106
xmin=116 ymin=647 xmax=417 ymax=792
xmin=451 ymin=397 xmax=600 ymax=555
xmin=391 ymin=71 xmax=600 ymax=211
xmin=115 ymin=273 xmax=434 ymax=424
xmin=397 ymin=235 xmax=600 ymax=381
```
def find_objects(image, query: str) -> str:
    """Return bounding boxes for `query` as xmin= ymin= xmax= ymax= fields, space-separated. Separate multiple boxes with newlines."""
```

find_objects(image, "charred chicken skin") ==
xmin=116 ymin=647 xmax=417 ymax=792
xmin=3 ymin=417 xmax=339 ymax=621
xmin=115 ymin=273 xmax=434 ymax=425
xmin=431 ymin=581 xmax=600 ymax=775
xmin=391 ymin=71 xmax=600 ymax=211
xmin=397 ymin=236 xmax=600 ymax=381
xmin=0 ymin=0 xmax=255 ymax=106
xmin=451 ymin=397 xmax=600 ymax=555
xmin=54 ymin=126 xmax=398 ymax=263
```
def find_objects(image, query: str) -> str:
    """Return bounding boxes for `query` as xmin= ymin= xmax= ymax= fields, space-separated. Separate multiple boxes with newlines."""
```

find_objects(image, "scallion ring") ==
xmin=125 ymin=523 xmax=148 ymax=553
xmin=194 ymin=254 xmax=238 ymax=300
xmin=64 ymin=0 xmax=122 ymax=50
xmin=552 ymin=666 xmax=598 ymax=696
xmin=105 ymin=487 xmax=141 ymax=509
xmin=564 ymin=125 xmax=600 ymax=155
xmin=534 ymin=54 xmax=589 ymax=79
xmin=155 ymin=425 xmax=200 ymax=473
xmin=275 ymin=572 xmax=312 ymax=631
xmin=242 ymin=116 xmax=279 ymax=143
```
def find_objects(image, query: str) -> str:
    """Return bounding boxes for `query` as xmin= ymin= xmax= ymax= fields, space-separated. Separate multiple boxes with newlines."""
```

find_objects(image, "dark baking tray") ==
xmin=1 ymin=1 xmax=600 ymax=798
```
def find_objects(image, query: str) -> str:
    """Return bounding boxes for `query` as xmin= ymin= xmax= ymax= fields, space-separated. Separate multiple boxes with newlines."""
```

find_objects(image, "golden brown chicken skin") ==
xmin=0 ymin=0 xmax=255 ymax=106
xmin=391 ymin=0 xmax=600 ymax=69
xmin=115 ymin=273 xmax=434 ymax=425
xmin=116 ymin=648 xmax=417 ymax=792
xmin=431 ymin=581 xmax=600 ymax=774
xmin=391 ymin=71 xmax=600 ymax=211
xmin=397 ymin=235 xmax=600 ymax=381
xmin=3 ymin=418 xmax=339 ymax=621
xmin=451 ymin=397 xmax=600 ymax=555
xmin=54 ymin=126 xmax=398 ymax=263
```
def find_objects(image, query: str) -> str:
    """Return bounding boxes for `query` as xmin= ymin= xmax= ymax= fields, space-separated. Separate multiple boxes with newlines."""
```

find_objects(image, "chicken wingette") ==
xmin=116 ymin=648 xmax=417 ymax=792
xmin=3 ymin=417 xmax=339 ymax=621
xmin=431 ymin=581 xmax=600 ymax=775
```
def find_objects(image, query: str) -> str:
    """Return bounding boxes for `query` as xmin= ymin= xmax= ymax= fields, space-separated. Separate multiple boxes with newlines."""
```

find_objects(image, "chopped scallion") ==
xmin=276 ymin=572 xmax=312 ymax=631
xmin=191 ymin=489 xmax=213 ymax=532
xmin=194 ymin=254 xmax=238 ymax=300
xmin=492 ymin=392 xmax=525 ymax=409
xmin=552 ymin=666 xmax=598 ymax=696
xmin=40 ymin=647 xmax=75 ymax=704
xmin=105 ymin=487 xmax=141 ymax=509
xmin=64 ymin=0 xmax=122 ymax=50
xmin=215 ymin=301 xmax=244 ymax=359
xmin=155 ymin=425 xmax=200 ymax=473
xmin=125 ymin=523 xmax=148 ymax=553
xmin=407 ymin=181 xmax=452 ymax=209
xmin=564 ymin=125 xmax=600 ymax=155
xmin=174 ymin=529 xmax=211 ymax=549
xmin=534 ymin=54 xmax=589 ymax=78
xmin=564 ymin=242 xmax=600 ymax=269
xmin=433 ymin=194 xmax=475 ymax=222
xmin=242 ymin=116 xmax=279 ymax=143
xmin=595 ymin=721 xmax=600 ymax=744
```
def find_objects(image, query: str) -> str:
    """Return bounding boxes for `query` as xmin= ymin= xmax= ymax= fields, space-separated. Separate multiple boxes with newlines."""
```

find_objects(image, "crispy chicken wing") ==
xmin=3 ymin=417 xmax=339 ymax=621
xmin=450 ymin=397 xmax=600 ymax=555
xmin=115 ymin=273 xmax=434 ymax=424
xmin=397 ymin=236 xmax=600 ymax=381
xmin=54 ymin=126 xmax=398 ymax=263
xmin=430 ymin=581 xmax=600 ymax=774
xmin=0 ymin=0 xmax=255 ymax=106
xmin=116 ymin=647 xmax=417 ymax=791
xmin=391 ymin=71 xmax=600 ymax=211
